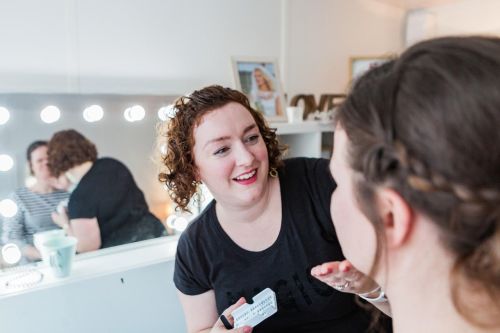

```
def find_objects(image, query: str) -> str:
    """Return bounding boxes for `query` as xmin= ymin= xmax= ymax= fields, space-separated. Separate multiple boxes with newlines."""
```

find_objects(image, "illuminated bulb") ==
xmin=124 ymin=105 xmax=145 ymax=122
xmin=159 ymin=143 xmax=167 ymax=156
xmin=0 ymin=199 xmax=18 ymax=218
xmin=129 ymin=105 xmax=145 ymax=122
xmin=165 ymin=214 xmax=189 ymax=232
xmin=40 ymin=105 xmax=61 ymax=124
xmin=123 ymin=107 xmax=133 ymax=122
xmin=2 ymin=243 xmax=22 ymax=265
xmin=166 ymin=215 xmax=177 ymax=229
xmin=158 ymin=105 xmax=177 ymax=121
xmin=25 ymin=175 xmax=37 ymax=188
xmin=0 ymin=106 xmax=10 ymax=125
xmin=83 ymin=105 xmax=104 ymax=122
xmin=174 ymin=217 xmax=189 ymax=232
xmin=0 ymin=154 xmax=14 ymax=171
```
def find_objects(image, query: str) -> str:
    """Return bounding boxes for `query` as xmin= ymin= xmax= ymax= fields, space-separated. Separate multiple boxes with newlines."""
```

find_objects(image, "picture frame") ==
xmin=232 ymin=56 xmax=287 ymax=122
xmin=349 ymin=55 xmax=392 ymax=82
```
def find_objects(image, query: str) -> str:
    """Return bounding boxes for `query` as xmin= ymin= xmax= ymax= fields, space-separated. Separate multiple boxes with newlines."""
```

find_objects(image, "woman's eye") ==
xmin=214 ymin=147 xmax=229 ymax=156
xmin=245 ymin=135 xmax=259 ymax=144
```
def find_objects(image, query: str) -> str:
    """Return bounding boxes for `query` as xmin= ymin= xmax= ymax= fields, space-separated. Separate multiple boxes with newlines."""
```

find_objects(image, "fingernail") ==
xmin=243 ymin=327 xmax=252 ymax=333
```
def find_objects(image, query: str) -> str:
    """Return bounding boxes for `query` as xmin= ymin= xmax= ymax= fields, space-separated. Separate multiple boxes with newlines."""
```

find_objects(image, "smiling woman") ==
xmin=158 ymin=85 xmax=391 ymax=333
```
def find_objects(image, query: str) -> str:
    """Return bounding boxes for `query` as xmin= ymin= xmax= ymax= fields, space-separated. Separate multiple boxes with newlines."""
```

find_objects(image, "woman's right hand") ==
xmin=311 ymin=260 xmax=379 ymax=295
xmin=210 ymin=297 xmax=252 ymax=333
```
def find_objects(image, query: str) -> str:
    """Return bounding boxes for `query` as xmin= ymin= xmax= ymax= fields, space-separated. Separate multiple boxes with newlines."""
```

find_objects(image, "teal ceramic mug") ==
xmin=33 ymin=229 xmax=66 ymax=266
xmin=43 ymin=236 xmax=78 ymax=278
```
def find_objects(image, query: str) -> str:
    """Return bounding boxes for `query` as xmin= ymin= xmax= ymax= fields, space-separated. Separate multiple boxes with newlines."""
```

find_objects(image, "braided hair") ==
xmin=337 ymin=36 xmax=500 ymax=328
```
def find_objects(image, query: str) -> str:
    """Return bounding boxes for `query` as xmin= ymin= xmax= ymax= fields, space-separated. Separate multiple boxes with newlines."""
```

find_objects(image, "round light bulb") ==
xmin=0 ymin=154 xmax=14 ymax=172
xmin=129 ymin=105 xmax=145 ymax=122
xmin=166 ymin=215 xmax=177 ymax=229
xmin=40 ymin=105 xmax=61 ymax=124
xmin=0 ymin=199 xmax=18 ymax=218
xmin=83 ymin=105 xmax=104 ymax=122
xmin=2 ymin=243 xmax=22 ymax=265
xmin=174 ymin=217 xmax=189 ymax=232
xmin=158 ymin=105 xmax=177 ymax=121
xmin=0 ymin=106 xmax=10 ymax=125
xmin=25 ymin=175 xmax=37 ymax=188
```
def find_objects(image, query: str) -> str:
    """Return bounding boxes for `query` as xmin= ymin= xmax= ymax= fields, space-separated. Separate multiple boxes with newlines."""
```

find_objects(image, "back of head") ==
xmin=337 ymin=36 xmax=500 ymax=328
xmin=47 ymin=129 xmax=98 ymax=177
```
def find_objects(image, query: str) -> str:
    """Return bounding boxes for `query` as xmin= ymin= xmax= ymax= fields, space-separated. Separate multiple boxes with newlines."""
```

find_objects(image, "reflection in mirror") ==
xmin=0 ymin=93 xmax=183 ymax=268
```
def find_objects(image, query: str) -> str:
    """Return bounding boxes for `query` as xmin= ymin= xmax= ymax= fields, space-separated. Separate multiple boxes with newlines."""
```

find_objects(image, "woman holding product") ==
xmin=159 ymin=85 xmax=390 ymax=332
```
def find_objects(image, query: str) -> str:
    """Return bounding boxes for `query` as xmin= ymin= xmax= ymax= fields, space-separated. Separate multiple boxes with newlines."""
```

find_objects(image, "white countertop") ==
xmin=271 ymin=120 xmax=334 ymax=135
xmin=0 ymin=235 xmax=179 ymax=299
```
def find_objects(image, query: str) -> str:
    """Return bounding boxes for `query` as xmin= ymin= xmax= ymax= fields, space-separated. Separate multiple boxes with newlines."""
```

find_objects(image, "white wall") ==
xmin=0 ymin=0 xmax=283 ymax=94
xmin=0 ymin=0 xmax=405 ymax=96
xmin=405 ymin=0 xmax=500 ymax=46
xmin=285 ymin=0 xmax=405 ymax=96
xmin=430 ymin=0 xmax=500 ymax=36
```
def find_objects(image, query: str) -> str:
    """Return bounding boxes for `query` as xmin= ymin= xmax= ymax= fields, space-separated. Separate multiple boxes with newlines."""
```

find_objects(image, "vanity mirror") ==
xmin=0 ymin=93 xmax=180 ymax=266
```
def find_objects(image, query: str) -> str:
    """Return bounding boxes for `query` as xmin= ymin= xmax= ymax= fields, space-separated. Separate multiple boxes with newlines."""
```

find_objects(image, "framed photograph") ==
xmin=349 ymin=56 xmax=392 ymax=82
xmin=232 ymin=57 xmax=287 ymax=122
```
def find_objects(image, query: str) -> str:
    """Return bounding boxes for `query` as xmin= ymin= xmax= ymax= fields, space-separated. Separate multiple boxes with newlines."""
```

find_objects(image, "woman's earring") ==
xmin=269 ymin=167 xmax=278 ymax=178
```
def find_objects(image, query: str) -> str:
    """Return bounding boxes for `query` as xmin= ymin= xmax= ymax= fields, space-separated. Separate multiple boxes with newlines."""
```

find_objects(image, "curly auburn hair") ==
xmin=158 ymin=85 xmax=287 ymax=212
xmin=47 ymin=129 xmax=98 ymax=177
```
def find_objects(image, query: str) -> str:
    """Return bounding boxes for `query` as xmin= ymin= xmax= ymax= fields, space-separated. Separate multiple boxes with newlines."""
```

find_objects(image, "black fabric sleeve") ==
xmin=304 ymin=158 xmax=337 ymax=238
xmin=173 ymin=227 xmax=212 ymax=295
xmin=68 ymin=189 xmax=97 ymax=219
xmin=68 ymin=159 xmax=130 ymax=219
xmin=309 ymin=158 xmax=336 ymax=216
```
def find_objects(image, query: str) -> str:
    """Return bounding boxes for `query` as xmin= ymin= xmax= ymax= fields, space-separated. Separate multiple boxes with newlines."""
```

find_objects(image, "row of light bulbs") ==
xmin=0 ymin=104 xmax=176 ymax=125
xmin=0 ymin=103 xmax=177 ymax=219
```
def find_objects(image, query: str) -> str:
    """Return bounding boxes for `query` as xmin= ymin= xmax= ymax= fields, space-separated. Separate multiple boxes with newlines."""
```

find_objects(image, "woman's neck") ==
xmin=216 ymin=177 xmax=278 ymax=224
xmin=215 ymin=177 xmax=281 ymax=251
xmin=385 ymin=222 xmax=493 ymax=333
xmin=30 ymin=180 xmax=54 ymax=194
xmin=66 ymin=161 xmax=93 ymax=184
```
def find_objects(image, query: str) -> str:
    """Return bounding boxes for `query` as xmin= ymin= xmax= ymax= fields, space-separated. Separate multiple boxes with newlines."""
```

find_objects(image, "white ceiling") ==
xmin=373 ymin=0 xmax=458 ymax=9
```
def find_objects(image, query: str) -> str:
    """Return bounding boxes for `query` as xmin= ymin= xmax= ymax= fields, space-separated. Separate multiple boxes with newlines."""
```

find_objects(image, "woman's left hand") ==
xmin=311 ymin=260 xmax=379 ymax=294
xmin=51 ymin=210 xmax=69 ymax=228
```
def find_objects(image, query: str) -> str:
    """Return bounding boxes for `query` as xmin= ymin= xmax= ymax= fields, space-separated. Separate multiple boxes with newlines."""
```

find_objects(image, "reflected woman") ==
xmin=1 ymin=140 xmax=69 ymax=261
xmin=48 ymin=129 xmax=166 ymax=253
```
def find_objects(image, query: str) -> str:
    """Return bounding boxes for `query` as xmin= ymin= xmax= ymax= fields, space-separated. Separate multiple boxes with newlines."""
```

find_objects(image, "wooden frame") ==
xmin=349 ymin=55 xmax=392 ymax=82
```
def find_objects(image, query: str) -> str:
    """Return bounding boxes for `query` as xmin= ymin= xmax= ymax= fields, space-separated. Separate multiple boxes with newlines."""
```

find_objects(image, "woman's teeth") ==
xmin=235 ymin=170 xmax=256 ymax=180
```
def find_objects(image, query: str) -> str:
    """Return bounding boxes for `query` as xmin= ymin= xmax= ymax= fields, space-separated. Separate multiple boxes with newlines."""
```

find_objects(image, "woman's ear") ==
xmin=193 ymin=167 xmax=201 ymax=183
xmin=377 ymin=188 xmax=414 ymax=249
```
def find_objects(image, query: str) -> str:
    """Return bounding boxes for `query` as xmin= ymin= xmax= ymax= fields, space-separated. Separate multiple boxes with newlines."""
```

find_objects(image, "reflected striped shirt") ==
xmin=1 ymin=187 xmax=70 ymax=247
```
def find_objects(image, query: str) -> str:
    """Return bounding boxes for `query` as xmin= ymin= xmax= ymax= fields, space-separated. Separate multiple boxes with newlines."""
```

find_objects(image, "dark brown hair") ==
xmin=26 ymin=140 xmax=48 ymax=175
xmin=158 ymin=85 xmax=286 ymax=212
xmin=47 ymin=129 xmax=98 ymax=177
xmin=337 ymin=36 xmax=500 ymax=328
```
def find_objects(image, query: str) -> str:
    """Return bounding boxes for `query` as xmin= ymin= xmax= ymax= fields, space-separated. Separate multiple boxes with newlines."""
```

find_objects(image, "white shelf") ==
xmin=270 ymin=121 xmax=334 ymax=135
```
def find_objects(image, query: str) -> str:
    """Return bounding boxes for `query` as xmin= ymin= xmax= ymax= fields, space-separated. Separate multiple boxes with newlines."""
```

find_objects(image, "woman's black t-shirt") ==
xmin=68 ymin=157 xmax=165 ymax=248
xmin=174 ymin=157 xmax=388 ymax=332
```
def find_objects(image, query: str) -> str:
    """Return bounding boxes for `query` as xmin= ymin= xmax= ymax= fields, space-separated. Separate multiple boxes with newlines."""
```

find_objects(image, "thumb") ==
xmin=234 ymin=326 xmax=252 ymax=333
